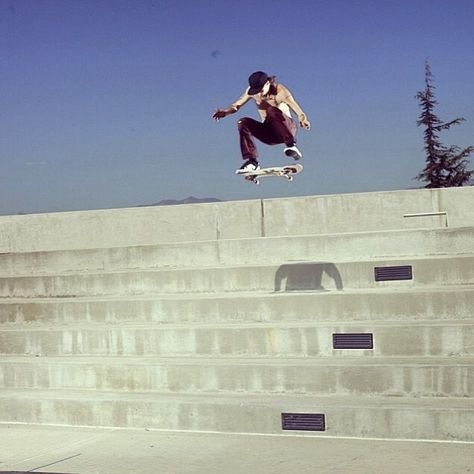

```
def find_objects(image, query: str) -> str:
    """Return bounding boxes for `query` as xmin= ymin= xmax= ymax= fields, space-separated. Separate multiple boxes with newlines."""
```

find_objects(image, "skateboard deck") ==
xmin=235 ymin=163 xmax=303 ymax=185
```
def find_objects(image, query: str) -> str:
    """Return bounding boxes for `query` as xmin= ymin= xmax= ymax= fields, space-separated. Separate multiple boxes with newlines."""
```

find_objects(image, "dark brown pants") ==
xmin=238 ymin=106 xmax=297 ymax=160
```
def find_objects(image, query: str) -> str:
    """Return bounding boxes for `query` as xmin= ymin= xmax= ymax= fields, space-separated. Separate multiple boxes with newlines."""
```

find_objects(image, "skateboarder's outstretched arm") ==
xmin=212 ymin=90 xmax=251 ymax=121
xmin=278 ymin=84 xmax=311 ymax=130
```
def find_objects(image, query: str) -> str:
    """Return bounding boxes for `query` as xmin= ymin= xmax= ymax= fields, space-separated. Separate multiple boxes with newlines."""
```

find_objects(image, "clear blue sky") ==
xmin=2 ymin=0 xmax=474 ymax=215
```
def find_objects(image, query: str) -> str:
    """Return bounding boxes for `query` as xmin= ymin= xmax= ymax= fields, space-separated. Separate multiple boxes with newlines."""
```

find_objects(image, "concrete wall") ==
xmin=262 ymin=186 xmax=474 ymax=236
xmin=1 ymin=187 xmax=472 ymax=253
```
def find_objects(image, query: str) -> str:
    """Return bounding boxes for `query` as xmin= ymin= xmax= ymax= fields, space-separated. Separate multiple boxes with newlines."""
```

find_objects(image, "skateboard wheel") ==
xmin=287 ymin=176 xmax=293 ymax=181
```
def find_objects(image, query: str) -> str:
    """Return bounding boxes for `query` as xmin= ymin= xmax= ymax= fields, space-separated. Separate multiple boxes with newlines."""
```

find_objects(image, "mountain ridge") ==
xmin=143 ymin=196 xmax=223 ymax=206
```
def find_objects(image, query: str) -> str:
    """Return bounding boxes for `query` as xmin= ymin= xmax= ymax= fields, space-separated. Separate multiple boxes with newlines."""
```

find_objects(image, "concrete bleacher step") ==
xmin=1 ymin=255 xmax=473 ymax=298
xmin=0 ymin=388 xmax=472 ymax=441
xmin=1 ymin=227 xmax=473 ymax=277
xmin=0 ymin=320 xmax=472 ymax=357
xmin=0 ymin=190 xmax=472 ymax=444
xmin=1 ymin=356 xmax=472 ymax=398
xmin=1 ymin=286 xmax=473 ymax=326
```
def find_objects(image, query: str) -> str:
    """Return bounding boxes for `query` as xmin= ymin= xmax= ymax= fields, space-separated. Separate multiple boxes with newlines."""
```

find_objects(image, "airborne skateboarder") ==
xmin=212 ymin=71 xmax=311 ymax=172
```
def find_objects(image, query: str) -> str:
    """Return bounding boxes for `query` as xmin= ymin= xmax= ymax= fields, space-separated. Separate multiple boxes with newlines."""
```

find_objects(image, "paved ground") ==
xmin=0 ymin=424 xmax=472 ymax=474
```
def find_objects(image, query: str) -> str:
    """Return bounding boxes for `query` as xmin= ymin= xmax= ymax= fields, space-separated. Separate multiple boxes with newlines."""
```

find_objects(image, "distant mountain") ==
xmin=145 ymin=196 xmax=223 ymax=206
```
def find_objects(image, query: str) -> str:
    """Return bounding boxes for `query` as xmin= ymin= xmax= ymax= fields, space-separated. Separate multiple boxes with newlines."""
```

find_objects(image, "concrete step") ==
xmin=1 ymin=227 xmax=473 ymax=277
xmin=0 ymin=388 xmax=471 ymax=441
xmin=1 ymin=286 xmax=473 ymax=326
xmin=1 ymin=255 xmax=473 ymax=298
xmin=0 ymin=320 xmax=472 ymax=357
xmin=1 ymin=356 xmax=472 ymax=398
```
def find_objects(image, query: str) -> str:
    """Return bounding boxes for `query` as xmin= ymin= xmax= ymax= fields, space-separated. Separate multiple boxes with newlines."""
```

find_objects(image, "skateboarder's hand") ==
xmin=299 ymin=117 xmax=311 ymax=130
xmin=212 ymin=109 xmax=227 ymax=121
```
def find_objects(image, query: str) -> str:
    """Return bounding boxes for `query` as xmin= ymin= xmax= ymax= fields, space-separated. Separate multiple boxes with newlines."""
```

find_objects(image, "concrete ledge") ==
xmin=1 ymin=321 xmax=472 ymax=357
xmin=262 ymin=187 xmax=474 ymax=236
xmin=0 ymin=200 xmax=263 ymax=253
xmin=1 ymin=187 xmax=473 ymax=253
xmin=0 ymin=389 xmax=472 ymax=441
xmin=1 ymin=356 xmax=472 ymax=398
xmin=1 ymin=287 xmax=473 ymax=325
xmin=1 ymin=227 xmax=473 ymax=276
xmin=0 ymin=256 xmax=473 ymax=298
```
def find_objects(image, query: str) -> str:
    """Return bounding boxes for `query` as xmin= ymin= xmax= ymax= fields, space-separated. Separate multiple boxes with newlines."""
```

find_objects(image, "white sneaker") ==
xmin=237 ymin=159 xmax=260 ymax=173
xmin=284 ymin=145 xmax=302 ymax=160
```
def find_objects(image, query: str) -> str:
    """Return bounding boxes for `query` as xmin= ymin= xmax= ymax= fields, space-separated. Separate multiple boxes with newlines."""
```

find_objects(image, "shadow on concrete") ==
xmin=1 ymin=453 xmax=80 ymax=473
xmin=275 ymin=262 xmax=343 ymax=292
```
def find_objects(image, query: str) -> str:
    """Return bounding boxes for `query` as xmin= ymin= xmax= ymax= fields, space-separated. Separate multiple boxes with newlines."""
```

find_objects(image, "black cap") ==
xmin=248 ymin=71 xmax=269 ymax=95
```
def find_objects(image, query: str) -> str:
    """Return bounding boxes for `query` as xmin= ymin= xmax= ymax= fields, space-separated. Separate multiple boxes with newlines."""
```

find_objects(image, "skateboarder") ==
xmin=212 ymin=71 xmax=311 ymax=172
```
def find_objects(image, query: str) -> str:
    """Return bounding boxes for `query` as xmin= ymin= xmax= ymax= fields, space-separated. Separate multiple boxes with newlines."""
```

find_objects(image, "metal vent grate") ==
xmin=333 ymin=333 xmax=374 ymax=349
xmin=282 ymin=413 xmax=326 ymax=431
xmin=375 ymin=265 xmax=413 ymax=282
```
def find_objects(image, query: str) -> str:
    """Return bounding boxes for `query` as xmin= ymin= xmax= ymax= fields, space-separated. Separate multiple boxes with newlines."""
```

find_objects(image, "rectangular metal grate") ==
xmin=375 ymin=265 xmax=413 ymax=281
xmin=333 ymin=333 xmax=374 ymax=349
xmin=282 ymin=413 xmax=326 ymax=431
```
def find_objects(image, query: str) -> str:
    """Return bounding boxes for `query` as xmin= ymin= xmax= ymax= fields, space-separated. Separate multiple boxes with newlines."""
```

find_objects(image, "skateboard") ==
xmin=235 ymin=163 xmax=303 ymax=185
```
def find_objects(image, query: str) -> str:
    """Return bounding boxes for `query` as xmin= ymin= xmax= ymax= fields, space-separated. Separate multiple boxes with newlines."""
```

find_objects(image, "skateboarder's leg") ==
xmin=238 ymin=114 xmax=288 ymax=157
xmin=264 ymin=106 xmax=297 ymax=147
xmin=237 ymin=109 xmax=298 ymax=163
xmin=238 ymin=117 xmax=267 ymax=160
xmin=265 ymin=107 xmax=303 ymax=160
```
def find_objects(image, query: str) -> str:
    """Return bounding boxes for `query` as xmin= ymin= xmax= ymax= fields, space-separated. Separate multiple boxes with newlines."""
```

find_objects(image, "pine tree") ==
xmin=415 ymin=61 xmax=473 ymax=187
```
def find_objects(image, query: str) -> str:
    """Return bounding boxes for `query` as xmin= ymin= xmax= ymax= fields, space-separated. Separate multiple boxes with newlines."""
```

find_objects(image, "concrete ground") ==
xmin=0 ymin=424 xmax=472 ymax=474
